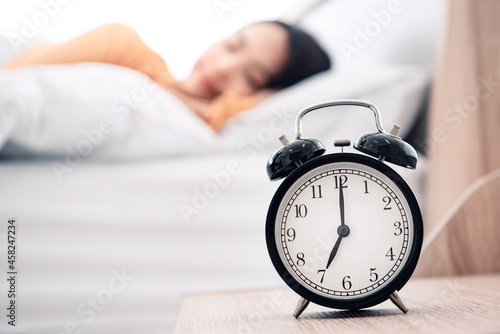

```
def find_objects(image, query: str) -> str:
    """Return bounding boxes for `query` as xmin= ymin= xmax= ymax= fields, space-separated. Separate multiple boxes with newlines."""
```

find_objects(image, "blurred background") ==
xmin=10 ymin=0 xmax=496 ymax=333
xmin=0 ymin=0 xmax=444 ymax=77
xmin=0 ymin=0 xmax=305 ymax=79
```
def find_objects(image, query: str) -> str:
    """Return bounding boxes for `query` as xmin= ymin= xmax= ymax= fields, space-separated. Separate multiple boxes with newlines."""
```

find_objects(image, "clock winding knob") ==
xmin=390 ymin=124 xmax=401 ymax=137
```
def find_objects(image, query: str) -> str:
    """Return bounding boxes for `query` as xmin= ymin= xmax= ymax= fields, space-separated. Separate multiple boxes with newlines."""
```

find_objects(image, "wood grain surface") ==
xmin=173 ymin=274 xmax=500 ymax=334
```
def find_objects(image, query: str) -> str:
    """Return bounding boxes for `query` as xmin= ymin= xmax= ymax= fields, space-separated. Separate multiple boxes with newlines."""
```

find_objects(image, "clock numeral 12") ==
xmin=334 ymin=175 xmax=348 ymax=189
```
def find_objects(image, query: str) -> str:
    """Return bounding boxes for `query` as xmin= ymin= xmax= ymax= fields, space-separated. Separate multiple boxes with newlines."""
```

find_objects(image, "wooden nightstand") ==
xmin=173 ymin=274 xmax=500 ymax=334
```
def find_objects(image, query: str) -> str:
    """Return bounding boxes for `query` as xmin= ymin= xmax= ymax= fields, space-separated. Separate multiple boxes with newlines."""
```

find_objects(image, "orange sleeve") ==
xmin=207 ymin=92 xmax=257 ymax=131
xmin=4 ymin=23 xmax=172 ymax=86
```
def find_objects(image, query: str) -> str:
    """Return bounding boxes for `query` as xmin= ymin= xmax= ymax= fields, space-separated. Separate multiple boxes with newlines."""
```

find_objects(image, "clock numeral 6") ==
xmin=286 ymin=228 xmax=296 ymax=242
xmin=296 ymin=252 xmax=305 ymax=266
xmin=383 ymin=196 xmax=392 ymax=210
xmin=294 ymin=204 xmax=308 ymax=218
xmin=394 ymin=221 xmax=402 ymax=236
xmin=370 ymin=268 xmax=378 ymax=282
xmin=342 ymin=275 xmax=352 ymax=290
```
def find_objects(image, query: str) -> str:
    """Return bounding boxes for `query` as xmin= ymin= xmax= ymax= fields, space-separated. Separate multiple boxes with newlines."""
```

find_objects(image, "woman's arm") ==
xmin=206 ymin=89 xmax=275 ymax=131
xmin=4 ymin=23 xmax=171 ymax=85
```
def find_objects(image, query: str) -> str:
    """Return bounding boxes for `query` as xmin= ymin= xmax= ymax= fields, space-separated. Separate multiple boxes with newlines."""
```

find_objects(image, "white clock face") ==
xmin=275 ymin=161 xmax=414 ymax=300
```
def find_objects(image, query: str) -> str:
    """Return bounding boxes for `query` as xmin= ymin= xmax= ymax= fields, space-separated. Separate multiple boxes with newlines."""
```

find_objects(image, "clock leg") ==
xmin=293 ymin=297 xmax=310 ymax=318
xmin=389 ymin=290 xmax=408 ymax=313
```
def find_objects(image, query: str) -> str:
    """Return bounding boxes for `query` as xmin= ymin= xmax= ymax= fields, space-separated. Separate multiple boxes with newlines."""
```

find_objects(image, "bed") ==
xmin=0 ymin=0 xmax=444 ymax=332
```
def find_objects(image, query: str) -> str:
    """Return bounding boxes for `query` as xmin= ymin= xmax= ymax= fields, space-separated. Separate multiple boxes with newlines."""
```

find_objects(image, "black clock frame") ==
xmin=265 ymin=153 xmax=423 ymax=311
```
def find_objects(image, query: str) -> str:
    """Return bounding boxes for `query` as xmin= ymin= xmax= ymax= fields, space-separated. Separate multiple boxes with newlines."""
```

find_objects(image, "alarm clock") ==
xmin=265 ymin=100 xmax=423 ymax=318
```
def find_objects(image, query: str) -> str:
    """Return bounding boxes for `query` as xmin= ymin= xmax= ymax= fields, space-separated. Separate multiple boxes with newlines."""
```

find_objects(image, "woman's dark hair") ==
xmin=266 ymin=21 xmax=331 ymax=89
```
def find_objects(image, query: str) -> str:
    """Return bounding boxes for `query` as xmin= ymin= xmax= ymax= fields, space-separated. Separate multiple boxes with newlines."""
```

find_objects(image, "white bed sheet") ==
xmin=0 ymin=153 xmax=276 ymax=334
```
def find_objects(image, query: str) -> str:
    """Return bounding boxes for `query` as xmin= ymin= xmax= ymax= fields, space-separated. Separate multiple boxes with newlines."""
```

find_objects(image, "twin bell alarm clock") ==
xmin=265 ymin=100 xmax=423 ymax=318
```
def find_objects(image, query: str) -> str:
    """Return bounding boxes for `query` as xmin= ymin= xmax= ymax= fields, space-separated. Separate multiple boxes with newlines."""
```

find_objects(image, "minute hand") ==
xmin=339 ymin=182 xmax=345 ymax=226
xmin=326 ymin=178 xmax=350 ymax=269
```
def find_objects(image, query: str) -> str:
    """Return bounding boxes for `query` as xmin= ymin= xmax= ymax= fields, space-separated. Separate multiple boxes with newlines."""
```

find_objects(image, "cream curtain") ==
xmin=415 ymin=0 xmax=500 ymax=276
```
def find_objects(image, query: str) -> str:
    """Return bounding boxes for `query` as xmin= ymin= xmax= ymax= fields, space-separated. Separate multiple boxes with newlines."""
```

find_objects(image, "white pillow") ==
xmin=0 ymin=62 xmax=427 ymax=159
xmin=219 ymin=65 xmax=428 ymax=151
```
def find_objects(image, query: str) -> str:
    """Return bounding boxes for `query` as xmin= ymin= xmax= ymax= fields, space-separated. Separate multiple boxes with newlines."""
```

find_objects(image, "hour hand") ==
xmin=326 ymin=224 xmax=350 ymax=269
xmin=326 ymin=234 xmax=343 ymax=269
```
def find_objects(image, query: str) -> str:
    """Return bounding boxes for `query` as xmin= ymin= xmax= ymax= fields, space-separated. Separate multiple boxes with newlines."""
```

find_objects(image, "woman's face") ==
xmin=181 ymin=22 xmax=289 ymax=99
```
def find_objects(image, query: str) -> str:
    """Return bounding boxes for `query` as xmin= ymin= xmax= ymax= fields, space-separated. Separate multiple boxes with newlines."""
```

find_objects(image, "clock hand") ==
xmin=326 ymin=224 xmax=350 ymax=269
xmin=326 ymin=179 xmax=350 ymax=269
xmin=326 ymin=234 xmax=343 ymax=269
xmin=339 ymin=180 xmax=345 ymax=226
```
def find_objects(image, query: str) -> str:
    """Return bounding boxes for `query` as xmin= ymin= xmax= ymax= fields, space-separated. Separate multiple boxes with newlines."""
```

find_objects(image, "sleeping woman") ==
xmin=3 ymin=22 xmax=331 ymax=131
